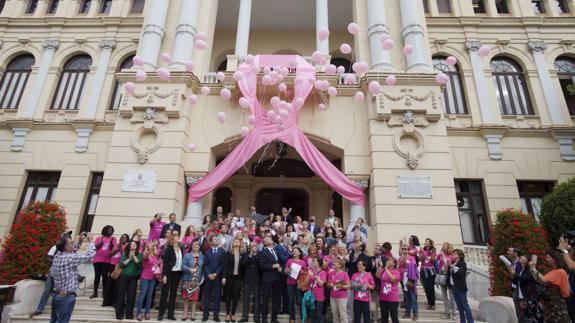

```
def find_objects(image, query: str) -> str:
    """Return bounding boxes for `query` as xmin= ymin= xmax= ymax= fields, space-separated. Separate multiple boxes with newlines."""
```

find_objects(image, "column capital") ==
xmin=143 ymin=24 xmax=166 ymax=38
xmin=401 ymin=23 xmax=425 ymax=37
xmin=367 ymin=23 xmax=390 ymax=38
xmin=465 ymin=40 xmax=482 ymax=52
xmin=185 ymin=175 xmax=204 ymax=186
xmin=528 ymin=40 xmax=548 ymax=53
xmin=98 ymin=40 xmax=117 ymax=51
xmin=41 ymin=40 xmax=60 ymax=51
xmin=175 ymin=24 xmax=197 ymax=37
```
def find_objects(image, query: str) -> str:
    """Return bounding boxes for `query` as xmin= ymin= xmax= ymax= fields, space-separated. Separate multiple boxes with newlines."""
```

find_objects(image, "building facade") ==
xmin=0 ymin=0 xmax=574 ymax=255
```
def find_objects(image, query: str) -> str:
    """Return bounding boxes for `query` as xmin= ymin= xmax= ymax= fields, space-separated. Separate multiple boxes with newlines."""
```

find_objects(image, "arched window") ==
xmin=491 ymin=57 xmax=533 ymax=115
xmin=212 ymin=187 xmax=232 ymax=215
xmin=51 ymin=55 xmax=92 ymax=110
xmin=26 ymin=0 xmax=38 ymax=14
xmin=109 ymin=55 xmax=134 ymax=110
xmin=131 ymin=0 xmax=145 ymax=14
xmin=433 ymin=56 xmax=467 ymax=114
xmin=0 ymin=54 xmax=35 ymax=109
xmin=330 ymin=57 xmax=352 ymax=73
xmin=100 ymin=0 xmax=112 ymax=14
xmin=555 ymin=56 xmax=575 ymax=115
xmin=46 ymin=0 xmax=59 ymax=14
xmin=437 ymin=0 xmax=452 ymax=13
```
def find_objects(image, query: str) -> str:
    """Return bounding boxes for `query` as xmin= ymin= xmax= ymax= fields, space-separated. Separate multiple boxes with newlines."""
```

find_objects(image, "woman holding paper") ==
xmin=328 ymin=258 xmax=351 ymax=323
xmin=285 ymin=247 xmax=307 ymax=323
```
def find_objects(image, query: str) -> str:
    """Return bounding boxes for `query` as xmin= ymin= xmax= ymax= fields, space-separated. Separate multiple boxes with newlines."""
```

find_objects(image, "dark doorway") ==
xmin=256 ymin=188 xmax=308 ymax=220
xmin=331 ymin=192 xmax=343 ymax=223
xmin=212 ymin=187 xmax=233 ymax=215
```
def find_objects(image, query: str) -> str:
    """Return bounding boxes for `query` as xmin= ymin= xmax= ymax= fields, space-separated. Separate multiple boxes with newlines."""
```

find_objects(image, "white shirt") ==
xmin=47 ymin=245 xmax=57 ymax=257
xmin=172 ymin=249 xmax=182 ymax=271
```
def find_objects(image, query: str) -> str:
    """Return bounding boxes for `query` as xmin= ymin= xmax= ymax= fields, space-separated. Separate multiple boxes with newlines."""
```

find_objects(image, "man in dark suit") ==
xmin=274 ymin=235 xmax=290 ymax=314
xmin=211 ymin=206 xmax=224 ymax=222
xmin=280 ymin=207 xmax=293 ymax=225
xmin=195 ymin=227 xmax=210 ymax=254
xmin=239 ymin=241 xmax=261 ymax=323
xmin=308 ymin=216 xmax=321 ymax=237
xmin=160 ymin=213 xmax=181 ymax=238
xmin=259 ymin=236 xmax=282 ymax=323
xmin=202 ymin=235 xmax=224 ymax=322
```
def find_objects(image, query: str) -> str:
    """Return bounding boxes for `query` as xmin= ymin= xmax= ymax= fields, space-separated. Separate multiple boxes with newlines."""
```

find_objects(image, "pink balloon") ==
xmin=187 ymin=94 xmax=198 ymax=105
xmin=368 ymin=81 xmax=381 ymax=95
xmin=354 ymin=91 xmax=365 ymax=102
xmin=318 ymin=29 xmax=330 ymax=41
xmin=239 ymin=97 xmax=251 ymax=109
xmin=274 ymin=115 xmax=283 ymax=125
xmin=267 ymin=110 xmax=277 ymax=119
xmin=337 ymin=66 xmax=346 ymax=74
xmin=311 ymin=51 xmax=323 ymax=63
xmin=446 ymin=56 xmax=458 ymax=66
xmin=195 ymin=39 xmax=207 ymax=50
xmin=136 ymin=70 xmax=147 ymax=81
xmin=327 ymin=86 xmax=338 ymax=97
xmin=201 ymin=86 xmax=210 ymax=95
xmin=344 ymin=74 xmax=356 ymax=85
xmin=156 ymin=68 xmax=170 ymax=81
xmin=278 ymin=83 xmax=287 ymax=92
xmin=325 ymin=64 xmax=337 ymax=75
xmin=279 ymin=67 xmax=289 ymax=76
xmin=196 ymin=32 xmax=207 ymax=41
xmin=382 ymin=38 xmax=395 ymax=50
xmin=245 ymin=55 xmax=255 ymax=65
xmin=187 ymin=143 xmax=197 ymax=151
xmin=125 ymin=82 xmax=135 ymax=94
xmin=288 ymin=58 xmax=298 ymax=69
xmin=403 ymin=45 xmax=414 ymax=56
xmin=217 ymin=112 xmax=227 ymax=123
xmin=270 ymin=96 xmax=281 ymax=106
xmin=278 ymin=109 xmax=290 ymax=118
xmin=185 ymin=61 xmax=195 ymax=72
xmin=320 ymin=80 xmax=330 ymax=91
xmin=240 ymin=127 xmax=250 ymax=137
xmin=340 ymin=43 xmax=352 ymax=55
xmin=294 ymin=97 xmax=305 ymax=109
xmin=277 ymin=124 xmax=285 ymax=131
xmin=385 ymin=75 xmax=397 ymax=86
xmin=352 ymin=62 xmax=369 ymax=74
xmin=132 ymin=56 xmax=144 ymax=66
xmin=347 ymin=22 xmax=359 ymax=35
xmin=477 ymin=45 xmax=491 ymax=58
xmin=220 ymin=88 xmax=231 ymax=101
xmin=160 ymin=53 xmax=172 ymax=64
xmin=263 ymin=67 xmax=271 ymax=74
xmin=233 ymin=71 xmax=244 ymax=81
xmin=318 ymin=103 xmax=327 ymax=111
xmin=247 ymin=115 xmax=256 ymax=125
xmin=217 ymin=71 xmax=225 ymax=82
xmin=435 ymin=72 xmax=449 ymax=85
xmin=262 ymin=75 xmax=273 ymax=86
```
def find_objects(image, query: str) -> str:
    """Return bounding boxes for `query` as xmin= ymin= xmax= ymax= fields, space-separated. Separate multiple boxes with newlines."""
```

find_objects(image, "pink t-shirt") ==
xmin=286 ymin=259 xmax=307 ymax=285
xmin=110 ymin=244 xmax=126 ymax=265
xmin=329 ymin=270 xmax=350 ymax=299
xmin=421 ymin=249 xmax=435 ymax=269
xmin=141 ymin=254 xmax=158 ymax=280
xmin=149 ymin=220 xmax=166 ymax=241
xmin=351 ymin=272 xmax=375 ymax=302
xmin=310 ymin=270 xmax=327 ymax=301
xmin=379 ymin=269 xmax=401 ymax=302
xmin=437 ymin=253 xmax=455 ymax=271
xmin=182 ymin=235 xmax=195 ymax=253
xmin=93 ymin=236 xmax=117 ymax=264
xmin=323 ymin=255 xmax=336 ymax=274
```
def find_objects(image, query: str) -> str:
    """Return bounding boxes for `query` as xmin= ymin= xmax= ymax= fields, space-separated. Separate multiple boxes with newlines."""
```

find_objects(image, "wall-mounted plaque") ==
xmin=122 ymin=169 xmax=157 ymax=193
xmin=397 ymin=175 xmax=433 ymax=199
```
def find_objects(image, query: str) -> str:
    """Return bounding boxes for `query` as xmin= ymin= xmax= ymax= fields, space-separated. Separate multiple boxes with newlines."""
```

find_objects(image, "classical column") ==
xmin=399 ymin=0 xmax=432 ymax=72
xmin=137 ymin=0 xmax=170 ymax=68
xmin=234 ymin=0 xmax=252 ymax=57
xmin=33 ymin=0 xmax=49 ymax=18
xmin=170 ymin=0 xmax=200 ymax=70
xmin=316 ymin=0 xmax=329 ymax=55
xmin=184 ymin=176 xmax=204 ymax=225
xmin=82 ymin=40 xmax=116 ymax=119
xmin=528 ymin=40 xmax=566 ymax=125
xmin=21 ymin=40 xmax=59 ymax=119
xmin=367 ymin=0 xmax=393 ymax=70
xmin=347 ymin=179 xmax=369 ymax=232
xmin=466 ymin=40 xmax=496 ymax=125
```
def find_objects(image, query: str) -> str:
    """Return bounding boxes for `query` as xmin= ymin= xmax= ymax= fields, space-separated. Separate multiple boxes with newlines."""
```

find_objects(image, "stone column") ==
xmin=528 ymin=40 xmax=567 ymax=125
xmin=346 ymin=179 xmax=369 ymax=231
xmin=399 ymin=0 xmax=432 ymax=72
xmin=184 ymin=176 xmax=204 ymax=225
xmin=137 ymin=0 xmax=170 ymax=68
xmin=316 ymin=0 xmax=329 ymax=55
xmin=466 ymin=40 xmax=497 ymax=125
xmin=170 ymin=0 xmax=201 ymax=70
xmin=33 ymin=0 xmax=49 ymax=17
xmin=367 ymin=0 xmax=393 ymax=70
xmin=234 ymin=0 xmax=252 ymax=57
xmin=20 ymin=40 xmax=59 ymax=119
xmin=82 ymin=40 xmax=116 ymax=119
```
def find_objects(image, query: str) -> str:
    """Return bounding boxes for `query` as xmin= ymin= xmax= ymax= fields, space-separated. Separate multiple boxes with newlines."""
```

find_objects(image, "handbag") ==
xmin=435 ymin=273 xmax=447 ymax=286
xmin=110 ymin=265 xmax=122 ymax=280
xmin=298 ymin=268 xmax=310 ymax=291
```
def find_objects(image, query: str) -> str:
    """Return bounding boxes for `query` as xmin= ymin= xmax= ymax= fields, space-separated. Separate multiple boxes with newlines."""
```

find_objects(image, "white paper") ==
xmin=499 ymin=255 xmax=512 ymax=267
xmin=289 ymin=263 xmax=302 ymax=280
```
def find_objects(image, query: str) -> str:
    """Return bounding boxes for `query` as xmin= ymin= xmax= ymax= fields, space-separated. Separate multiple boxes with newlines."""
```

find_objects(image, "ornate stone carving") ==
xmin=377 ymin=88 xmax=440 ymax=120
xmin=484 ymin=135 xmax=503 ymax=160
xmin=98 ymin=40 xmax=117 ymax=50
xmin=143 ymin=24 xmax=166 ymax=38
xmin=75 ymin=128 xmax=92 ymax=153
xmin=352 ymin=179 xmax=369 ymax=189
xmin=176 ymin=24 xmax=197 ymax=36
xmin=41 ymin=40 xmax=60 ymax=51
xmin=367 ymin=23 xmax=390 ymax=37
xmin=401 ymin=24 xmax=425 ymax=37
xmin=465 ymin=40 xmax=482 ymax=52
xmin=186 ymin=176 xmax=204 ymax=186
xmin=124 ymin=86 xmax=177 ymax=107
xmin=130 ymin=108 xmax=167 ymax=164
xmin=528 ymin=40 xmax=548 ymax=53
xmin=11 ymin=128 xmax=29 ymax=152
xmin=388 ymin=111 xmax=428 ymax=169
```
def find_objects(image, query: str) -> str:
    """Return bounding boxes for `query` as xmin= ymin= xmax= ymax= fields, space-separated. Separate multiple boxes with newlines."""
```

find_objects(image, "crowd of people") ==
xmin=39 ymin=205 xmax=536 ymax=323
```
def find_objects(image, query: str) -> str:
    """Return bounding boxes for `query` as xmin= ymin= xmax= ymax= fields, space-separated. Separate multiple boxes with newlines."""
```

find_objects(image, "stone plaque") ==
xmin=397 ymin=175 xmax=433 ymax=199
xmin=122 ymin=169 xmax=157 ymax=193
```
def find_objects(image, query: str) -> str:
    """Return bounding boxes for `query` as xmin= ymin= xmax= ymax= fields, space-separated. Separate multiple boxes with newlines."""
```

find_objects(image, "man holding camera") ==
xmin=558 ymin=236 xmax=575 ymax=321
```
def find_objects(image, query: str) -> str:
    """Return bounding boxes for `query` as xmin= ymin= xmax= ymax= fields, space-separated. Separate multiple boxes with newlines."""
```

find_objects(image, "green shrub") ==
xmin=540 ymin=177 xmax=575 ymax=248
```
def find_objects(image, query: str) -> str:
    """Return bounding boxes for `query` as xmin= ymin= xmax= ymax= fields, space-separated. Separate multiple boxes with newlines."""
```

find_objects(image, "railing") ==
xmin=338 ymin=73 xmax=355 ymax=85
xmin=464 ymin=244 xmax=490 ymax=268
xmin=203 ymin=72 xmax=219 ymax=84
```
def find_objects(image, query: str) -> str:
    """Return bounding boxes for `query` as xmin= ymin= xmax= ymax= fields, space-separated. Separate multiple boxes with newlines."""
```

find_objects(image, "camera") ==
xmin=562 ymin=230 xmax=575 ymax=247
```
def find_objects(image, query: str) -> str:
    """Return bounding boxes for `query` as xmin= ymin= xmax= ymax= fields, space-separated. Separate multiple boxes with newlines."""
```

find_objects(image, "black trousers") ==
xmin=115 ymin=274 xmax=139 ymax=319
xmin=102 ymin=274 xmax=117 ymax=306
xmin=421 ymin=269 xmax=436 ymax=306
xmin=203 ymin=277 xmax=222 ymax=319
xmin=241 ymin=281 xmax=260 ymax=320
xmin=159 ymin=271 xmax=182 ymax=318
xmin=224 ymin=275 xmax=242 ymax=315
xmin=566 ymin=297 xmax=575 ymax=323
xmin=93 ymin=262 xmax=112 ymax=296
xmin=380 ymin=301 xmax=400 ymax=323
xmin=353 ymin=300 xmax=370 ymax=323
xmin=261 ymin=279 xmax=281 ymax=323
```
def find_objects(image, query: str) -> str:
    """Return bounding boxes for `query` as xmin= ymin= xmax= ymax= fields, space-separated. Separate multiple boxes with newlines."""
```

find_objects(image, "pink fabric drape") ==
xmin=188 ymin=55 xmax=365 ymax=205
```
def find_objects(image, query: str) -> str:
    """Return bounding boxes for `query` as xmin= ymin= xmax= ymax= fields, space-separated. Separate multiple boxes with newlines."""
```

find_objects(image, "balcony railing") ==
xmin=464 ymin=244 xmax=490 ymax=268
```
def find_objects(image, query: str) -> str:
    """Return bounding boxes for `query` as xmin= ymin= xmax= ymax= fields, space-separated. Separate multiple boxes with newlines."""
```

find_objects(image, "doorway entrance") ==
xmin=256 ymin=188 xmax=308 ymax=220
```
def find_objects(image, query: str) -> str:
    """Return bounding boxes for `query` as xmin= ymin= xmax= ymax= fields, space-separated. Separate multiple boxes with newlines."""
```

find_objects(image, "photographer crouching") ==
xmin=558 ymin=231 xmax=575 ymax=322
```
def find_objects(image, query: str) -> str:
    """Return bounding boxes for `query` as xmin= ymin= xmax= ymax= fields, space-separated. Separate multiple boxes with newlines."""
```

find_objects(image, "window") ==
xmin=473 ymin=0 xmax=487 ymax=13
xmin=422 ymin=0 xmax=430 ymax=13
xmin=532 ymin=0 xmax=546 ymax=14
xmin=131 ymin=0 xmax=145 ymax=14
xmin=330 ymin=57 xmax=353 ymax=73
xmin=109 ymin=55 xmax=134 ymax=110
xmin=496 ymin=0 xmax=510 ymax=14
xmin=80 ymin=173 xmax=103 ymax=232
xmin=437 ymin=0 xmax=452 ymax=13
xmin=0 ymin=54 xmax=35 ymax=110
xmin=26 ymin=0 xmax=38 ymax=14
xmin=211 ymin=187 xmax=232 ymax=215
xmin=433 ymin=56 xmax=467 ymax=114
xmin=79 ymin=0 xmax=91 ymax=14
xmin=100 ymin=0 xmax=112 ymax=14
xmin=491 ymin=57 xmax=533 ymax=115
xmin=16 ymin=172 xmax=61 ymax=213
xmin=455 ymin=180 xmax=489 ymax=245
xmin=517 ymin=181 xmax=554 ymax=222
xmin=555 ymin=57 xmax=575 ymax=115
xmin=51 ymin=55 xmax=92 ymax=110
xmin=46 ymin=0 xmax=59 ymax=14
xmin=556 ymin=0 xmax=570 ymax=13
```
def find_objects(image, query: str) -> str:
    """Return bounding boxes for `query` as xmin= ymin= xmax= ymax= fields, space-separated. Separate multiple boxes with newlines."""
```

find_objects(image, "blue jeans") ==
xmin=452 ymin=289 xmax=474 ymax=323
xmin=404 ymin=288 xmax=418 ymax=316
xmin=136 ymin=278 xmax=156 ymax=315
xmin=36 ymin=273 xmax=53 ymax=312
xmin=50 ymin=294 xmax=76 ymax=323
xmin=311 ymin=300 xmax=324 ymax=323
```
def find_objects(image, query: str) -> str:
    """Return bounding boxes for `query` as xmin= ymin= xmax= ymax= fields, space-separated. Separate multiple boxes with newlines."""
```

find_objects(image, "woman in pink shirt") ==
xmin=378 ymin=257 xmax=401 ymax=323
xmin=308 ymin=256 xmax=327 ymax=323
xmin=285 ymin=247 xmax=307 ymax=323
xmin=398 ymin=245 xmax=419 ymax=320
xmin=148 ymin=213 xmax=166 ymax=242
xmin=419 ymin=238 xmax=437 ymax=310
xmin=136 ymin=241 xmax=159 ymax=320
xmin=103 ymin=233 xmax=129 ymax=307
xmin=328 ymin=258 xmax=350 ymax=323
xmin=91 ymin=225 xmax=117 ymax=299
xmin=351 ymin=260 xmax=375 ymax=323
xmin=437 ymin=242 xmax=457 ymax=319
xmin=182 ymin=225 xmax=196 ymax=253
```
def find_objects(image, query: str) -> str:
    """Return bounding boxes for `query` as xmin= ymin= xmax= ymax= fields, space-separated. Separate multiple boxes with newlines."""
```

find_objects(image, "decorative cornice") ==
xmin=186 ymin=176 xmax=203 ymax=186
xmin=484 ymin=135 xmax=503 ymax=160
xmin=528 ymin=40 xmax=548 ymax=53
xmin=352 ymin=179 xmax=369 ymax=190
xmin=98 ymin=39 xmax=117 ymax=50
xmin=41 ymin=39 xmax=59 ymax=51
xmin=367 ymin=23 xmax=389 ymax=37
xmin=143 ymin=24 xmax=165 ymax=38
xmin=175 ymin=24 xmax=197 ymax=36
xmin=401 ymin=24 xmax=425 ymax=37
xmin=465 ymin=40 xmax=482 ymax=52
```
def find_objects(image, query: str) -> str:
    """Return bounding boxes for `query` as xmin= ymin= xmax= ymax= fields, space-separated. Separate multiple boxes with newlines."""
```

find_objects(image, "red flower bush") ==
xmin=0 ymin=201 xmax=67 ymax=284
xmin=488 ymin=209 xmax=550 ymax=296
